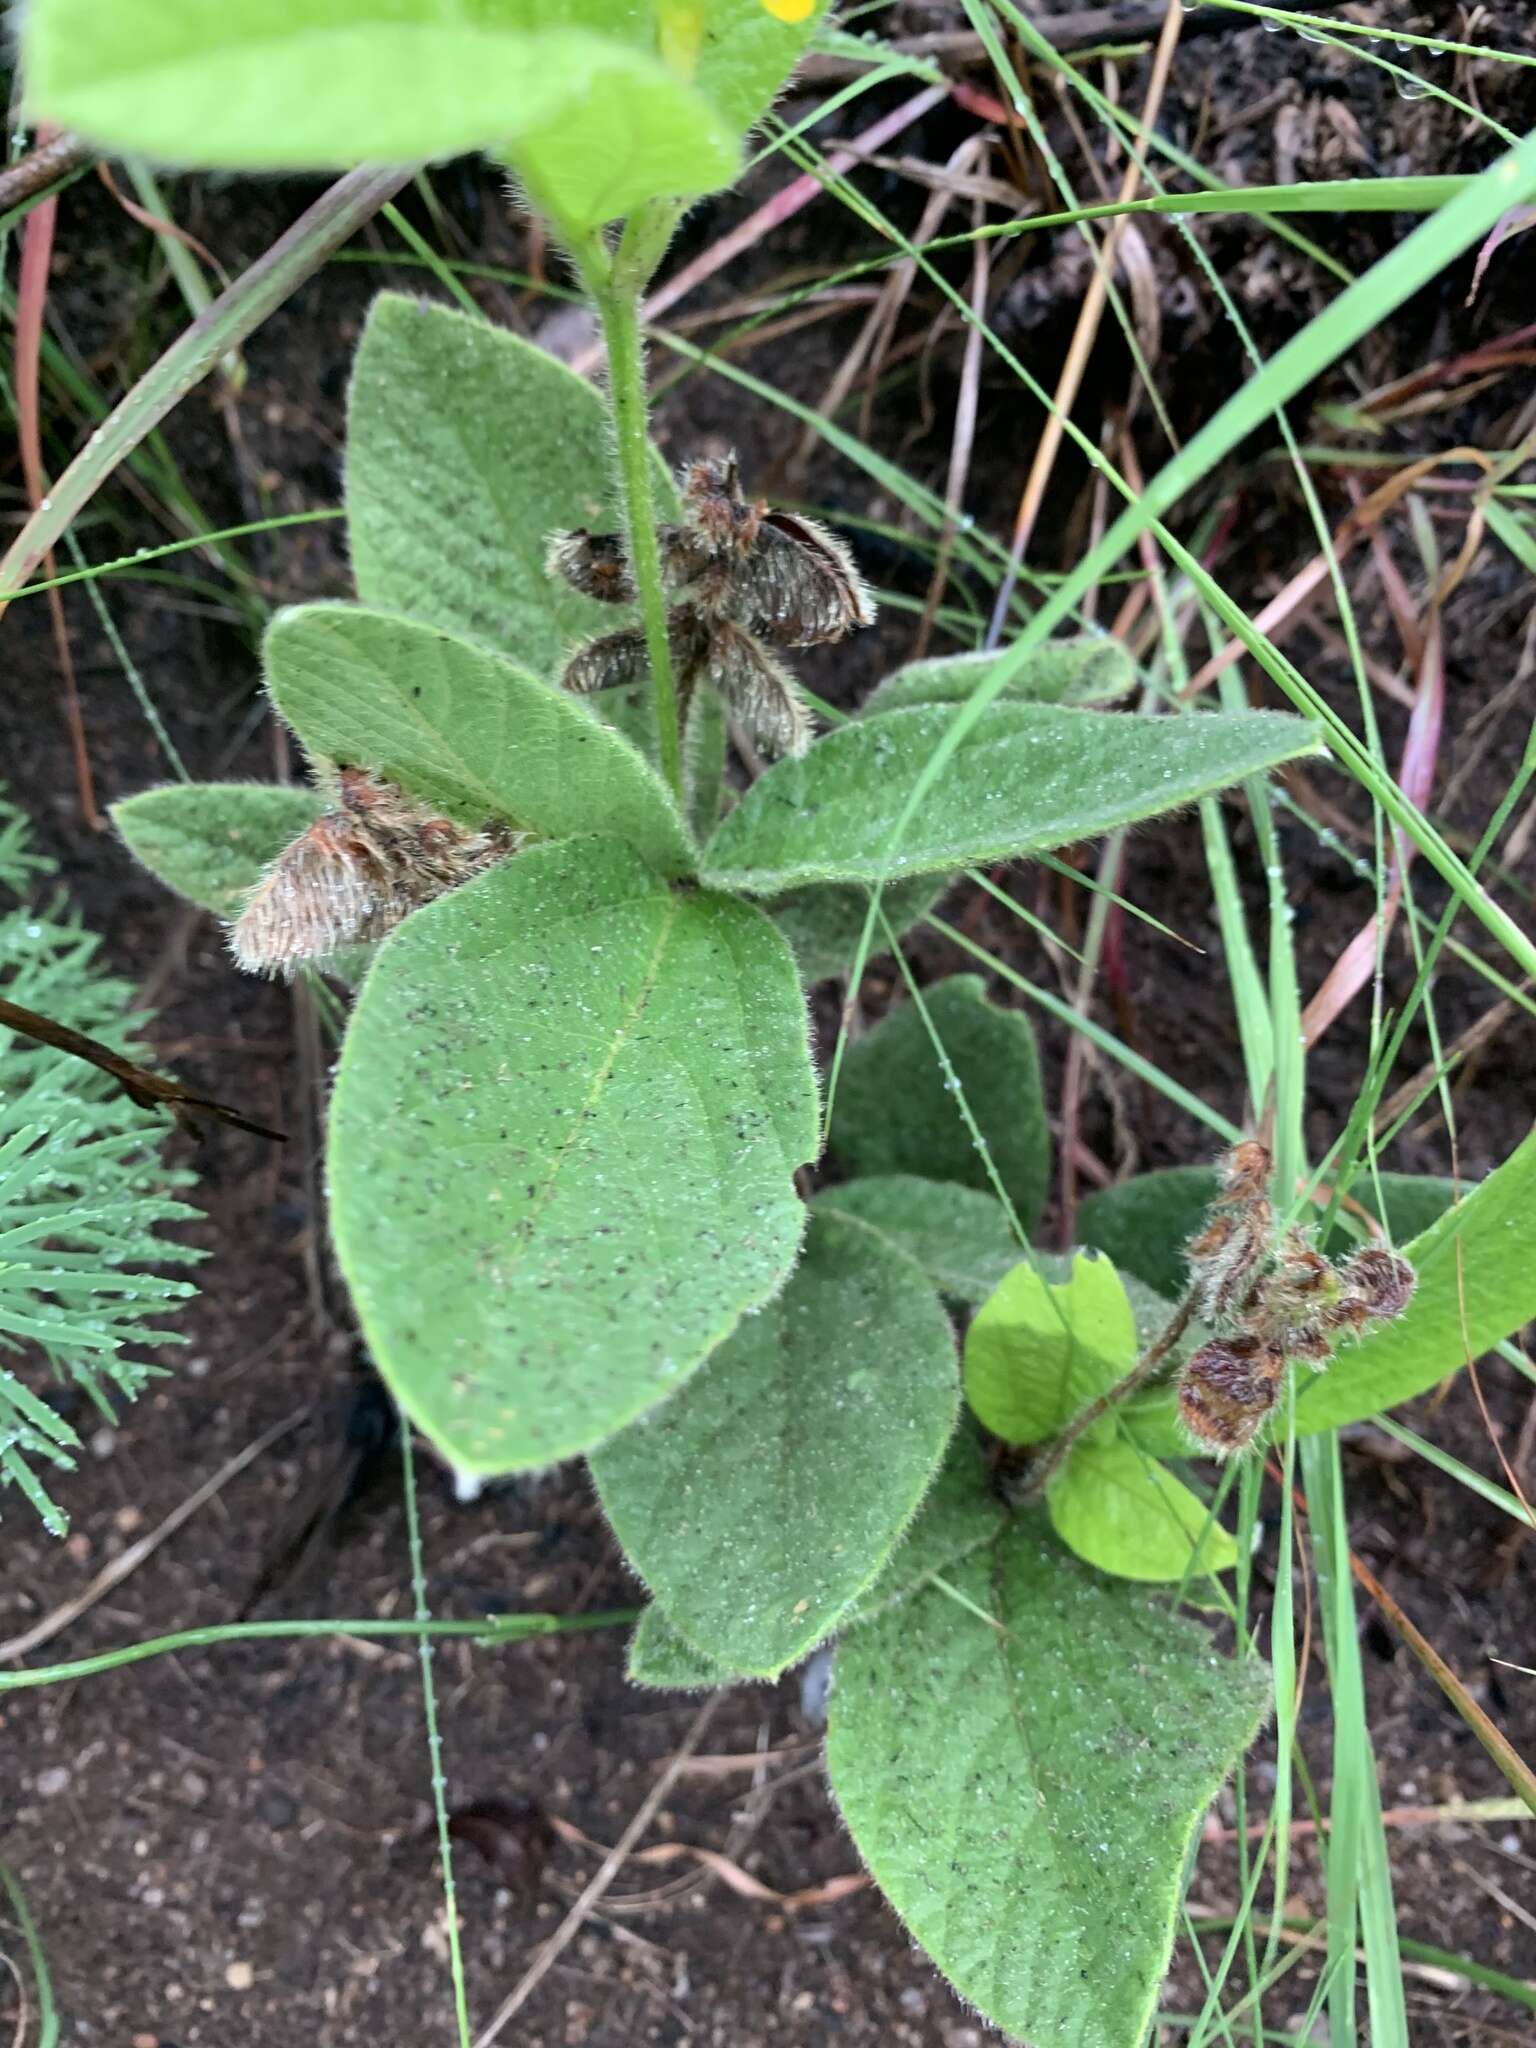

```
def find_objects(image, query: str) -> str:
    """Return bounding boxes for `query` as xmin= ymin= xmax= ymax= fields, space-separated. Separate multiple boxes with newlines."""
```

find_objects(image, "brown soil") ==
xmin=4 ymin=10 xmax=1536 ymax=2044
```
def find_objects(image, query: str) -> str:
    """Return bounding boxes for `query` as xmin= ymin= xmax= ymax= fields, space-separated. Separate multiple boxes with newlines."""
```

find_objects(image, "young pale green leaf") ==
xmin=1079 ymin=1166 xmax=1461 ymax=1299
xmin=346 ymin=294 xmax=681 ymax=684
xmin=964 ymin=1249 xmax=1137 ymax=1446
xmin=863 ymin=637 xmax=1135 ymax=715
xmin=591 ymin=1212 xmax=957 ymax=1676
xmin=24 ymin=2 xmax=732 ymax=215
xmin=627 ymin=1605 xmax=749 ymax=1693
xmin=1048 ymin=1437 xmax=1237 ymax=1582
xmin=1296 ymin=1128 xmax=1536 ymax=1435
xmin=829 ymin=975 xmax=1051 ymax=1235
xmin=768 ymin=873 xmax=948 ymax=985
xmin=828 ymin=1517 xmax=1270 ymax=2048
xmin=329 ymin=838 xmax=817 ymax=1473
xmin=814 ymin=1176 xmax=1021 ymax=1306
xmin=840 ymin=1420 xmax=1004 ymax=1625
xmin=111 ymin=783 xmax=322 ymax=919
xmin=265 ymin=603 xmax=694 ymax=877
xmin=701 ymin=703 xmax=1321 ymax=894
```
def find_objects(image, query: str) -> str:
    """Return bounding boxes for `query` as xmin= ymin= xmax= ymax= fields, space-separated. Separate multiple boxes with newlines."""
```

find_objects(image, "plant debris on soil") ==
xmin=3 ymin=9 xmax=1536 ymax=2043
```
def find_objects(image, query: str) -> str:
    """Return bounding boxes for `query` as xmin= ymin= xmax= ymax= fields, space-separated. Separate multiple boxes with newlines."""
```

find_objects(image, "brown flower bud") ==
xmin=1177 ymin=1335 xmax=1286 ymax=1457
xmin=231 ymin=768 xmax=516 ymax=977
xmin=1220 ymin=1140 xmax=1272 ymax=1206
xmin=545 ymin=528 xmax=635 ymax=605
xmin=1338 ymin=1246 xmax=1417 ymax=1323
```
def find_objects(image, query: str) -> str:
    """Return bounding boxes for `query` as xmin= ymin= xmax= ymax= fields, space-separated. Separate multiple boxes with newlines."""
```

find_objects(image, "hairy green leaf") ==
xmin=346 ymin=295 xmax=678 ymax=682
xmin=814 ymin=1175 xmax=1021 ymax=1305
xmin=841 ymin=1420 xmax=1003 ymax=1624
xmin=1297 ymin=1128 xmax=1536 ymax=1434
xmin=964 ymin=1249 xmax=1137 ymax=1446
xmin=828 ymin=1517 xmax=1270 ymax=2048
xmin=592 ymin=1212 xmax=957 ymax=1676
xmin=329 ymin=838 xmax=817 ymax=1472
xmin=1049 ymin=1437 xmax=1237 ymax=1582
xmin=112 ymin=783 xmax=323 ymax=919
xmin=863 ymin=637 xmax=1135 ymax=715
xmin=768 ymin=873 xmax=948 ymax=984
xmin=627 ymin=1604 xmax=748 ymax=1692
xmin=702 ymin=703 xmax=1321 ymax=893
xmin=829 ymin=975 xmax=1050 ymax=1234
xmin=265 ymin=603 xmax=694 ymax=876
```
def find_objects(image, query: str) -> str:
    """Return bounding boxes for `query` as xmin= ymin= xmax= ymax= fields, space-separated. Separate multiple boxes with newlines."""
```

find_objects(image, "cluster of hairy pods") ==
xmin=231 ymin=767 xmax=518 ymax=977
xmin=547 ymin=452 xmax=875 ymax=758
xmin=1176 ymin=1142 xmax=1416 ymax=1456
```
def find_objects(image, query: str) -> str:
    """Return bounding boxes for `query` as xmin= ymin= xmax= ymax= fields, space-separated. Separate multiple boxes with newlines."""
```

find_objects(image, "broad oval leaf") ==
xmin=1297 ymin=1126 xmax=1536 ymax=1435
xmin=265 ymin=603 xmax=695 ymax=877
xmin=828 ymin=1517 xmax=1270 ymax=2048
xmin=346 ymin=294 xmax=679 ymax=682
xmin=591 ymin=1212 xmax=957 ymax=1676
xmin=1048 ymin=1437 xmax=1237 ymax=1582
xmin=828 ymin=974 xmax=1051 ymax=1235
xmin=964 ymin=1249 xmax=1137 ymax=1446
xmin=701 ymin=702 xmax=1321 ymax=893
xmin=840 ymin=1419 xmax=1003 ymax=1625
xmin=329 ymin=837 xmax=817 ymax=1472
xmin=863 ymin=636 xmax=1135 ymax=715
xmin=768 ymin=872 xmax=948 ymax=985
xmin=112 ymin=783 xmax=323 ymax=918
xmin=628 ymin=1604 xmax=748 ymax=1693
xmin=814 ymin=1175 xmax=1022 ymax=1306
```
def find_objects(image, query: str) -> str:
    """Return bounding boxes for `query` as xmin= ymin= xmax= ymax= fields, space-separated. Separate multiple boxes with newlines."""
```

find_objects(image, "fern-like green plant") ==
xmin=0 ymin=792 xmax=199 ymax=1534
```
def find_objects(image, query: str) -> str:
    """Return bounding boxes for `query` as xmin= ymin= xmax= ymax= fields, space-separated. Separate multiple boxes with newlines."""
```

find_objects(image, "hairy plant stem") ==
xmin=588 ymin=235 xmax=683 ymax=803
xmin=1018 ymin=1288 xmax=1199 ymax=1505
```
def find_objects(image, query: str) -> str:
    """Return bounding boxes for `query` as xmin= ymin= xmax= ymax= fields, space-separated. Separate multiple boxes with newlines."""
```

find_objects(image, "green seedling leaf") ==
xmin=814 ymin=1175 xmax=1021 ymax=1305
xmin=701 ymin=703 xmax=1321 ymax=893
xmin=964 ymin=1249 xmax=1137 ymax=1446
xmin=829 ymin=975 xmax=1050 ymax=1235
xmin=627 ymin=1604 xmax=749 ymax=1692
xmin=329 ymin=838 xmax=817 ymax=1472
xmin=265 ymin=603 xmax=694 ymax=877
xmin=863 ymin=636 xmax=1135 ymax=715
xmin=1297 ymin=1127 xmax=1536 ymax=1434
xmin=346 ymin=294 xmax=681 ymax=683
xmin=591 ymin=1212 xmax=957 ymax=1676
xmin=828 ymin=1517 xmax=1270 ymax=2048
xmin=1048 ymin=1437 xmax=1237 ymax=1582
xmin=841 ymin=1420 xmax=1003 ymax=1625
xmin=768 ymin=873 xmax=948 ymax=985
xmin=111 ymin=783 xmax=323 ymax=919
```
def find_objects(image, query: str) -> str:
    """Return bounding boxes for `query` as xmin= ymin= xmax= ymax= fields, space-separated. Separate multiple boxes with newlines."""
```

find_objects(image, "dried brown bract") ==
xmin=547 ymin=450 xmax=873 ymax=759
xmin=1176 ymin=1142 xmax=1417 ymax=1458
xmin=231 ymin=768 xmax=518 ymax=977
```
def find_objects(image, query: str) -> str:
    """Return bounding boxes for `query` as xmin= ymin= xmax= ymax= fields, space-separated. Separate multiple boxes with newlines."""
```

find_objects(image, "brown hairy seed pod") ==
xmin=545 ymin=528 xmax=635 ymax=605
xmin=1336 ymin=1246 xmax=1418 ymax=1323
xmin=701 ymin=616 xmax=813 ymax=759
xmin=1191 ymin=1198 xmax=1272 ymax=1322
xmin=1220 ymin=1139 xmax=1273 ymax=1205
xmin=559 ymin=625 xmax=651 ymax=696
xmin=1177 ymin=1335 xmax=1286 ymax=1457
xmin=231 ymin=769 xmax=516 ymax=977
xmin=736 ymin=508 xmax=876 ymax=647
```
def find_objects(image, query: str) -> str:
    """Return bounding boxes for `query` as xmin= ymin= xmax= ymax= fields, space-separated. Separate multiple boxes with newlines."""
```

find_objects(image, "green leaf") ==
xmin=829 ymin=975 xmax=1051 ymax=1235
xmin=768 ymin=873 xmax=948 ymax=985
xmin=814 ymin=1175 xmax=1021 ymax=1305
xmin=841 ymin=1420 xmax=1003 ymax=1624
xmin=591 ymin=1212 xmax=957 ymax=1676
xmin=265 ymin=603 xmax=695 ymax=877
xmin=1079 ymin=1166 xmax=1461 ymax=1298
xmin=1048 ymin=1437 xmax=1237 ymax=1582
xmin=827 ymin=1517 xmax=1270 ymax=2048
xmin=346 ymin=294 xmax=680 ymax=685
xmin=1297 ymin=1129 xmax=1536 ymax=1435
xmin=701 ymin=703 xmax=1321 ymax=893
xmin=627 ymin=1604 xmax=748 ymax=1692
xmin=864 ymin=637 xmax=1136 ymax=715
xmin=111 ymin=782 xmax=322 ymax=919
xmin=329 ymin=837 xmax=817 ymax=1472
xmin=964 ymin=1249 xmax=1137 ymax=1446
